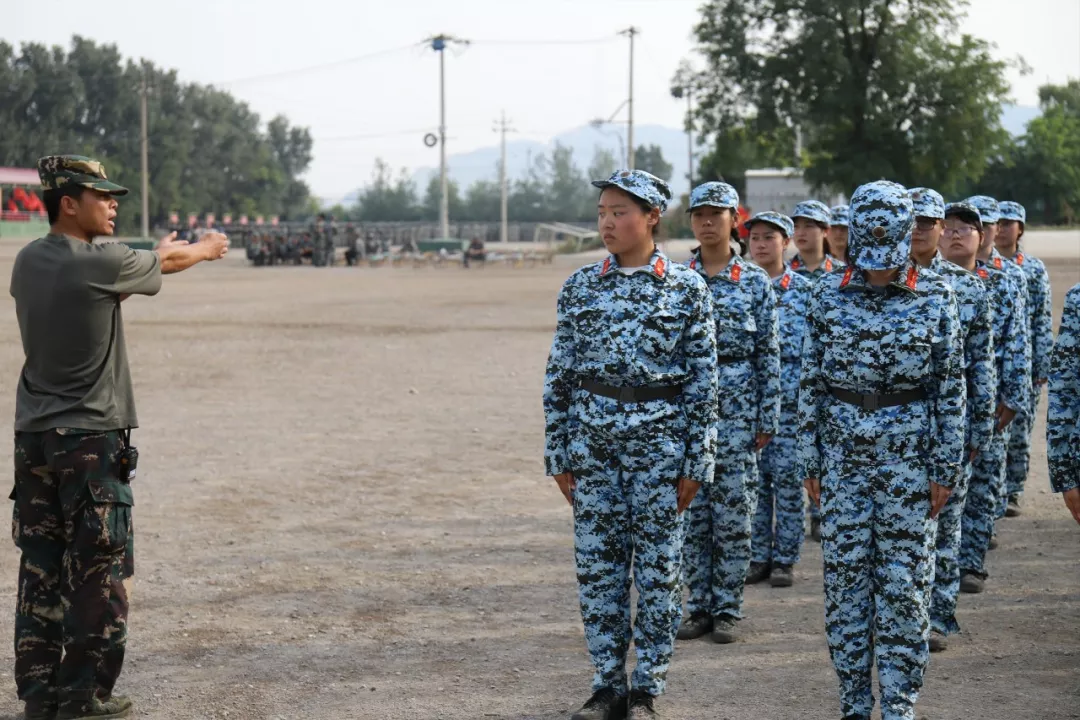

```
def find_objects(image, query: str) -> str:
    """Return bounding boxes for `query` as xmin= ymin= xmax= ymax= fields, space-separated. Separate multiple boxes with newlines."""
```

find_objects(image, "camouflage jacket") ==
xmin=687 ymin=250 xmax=781 ymax=449
xmin=771 ymin=267 xmax=813 ymax=436
xmin=1047 ymin=283 xmax=1080 ymax=493
xmin=797 ymin=263 xmax=966 ymax=488
xmin=543 ymin=250 xmax=719 ymax=483
xmin=1007 ymin=250 xmax=1054 ymax=382
xmin=975 ymin=256 xmax=1031 ymax=416
xmin=931 ymin=254 xmax=997 ymax=453
xmin=789 ymin=253 xmax=845 ymax=280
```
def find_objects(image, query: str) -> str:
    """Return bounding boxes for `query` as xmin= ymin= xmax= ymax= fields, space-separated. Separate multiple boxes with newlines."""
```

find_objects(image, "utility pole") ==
xmin=493 ymin=111 xmax=516 ymax=243
xmin=686 ymin=85 xmax=694 ymax=188
xmin=139 ymin=67 xmax=149 ymax=240
xmin=427 ymin=34 xmax=469 ymax=240
xmin=619 ymin=26 xmax=638 ymax=169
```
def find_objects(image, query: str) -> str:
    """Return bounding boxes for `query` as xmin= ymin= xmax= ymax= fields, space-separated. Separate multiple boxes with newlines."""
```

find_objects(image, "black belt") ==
xmin=829 ymin=386 xmax=928 ymax=411
xmin=580 ymin=379 xmax=682 ymax=403
xmin=717 ymin=355 xmax=753 ymax=364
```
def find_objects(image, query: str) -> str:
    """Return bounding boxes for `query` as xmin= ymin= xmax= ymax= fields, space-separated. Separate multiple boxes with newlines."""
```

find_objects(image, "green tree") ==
xmin=420 ymin=174 xmax=463 ymax=222
xmin=681 ymin=0 xmax=1013 ymax=196
xmin=634 ymin=144 xmax=673 ymax=182
xmin=463 ymin=178 xmax=501 ymax=221
xmin=587 ymin=146 xmax=619 ymax=181
xmin=544 ymin=142 xmax=589 ymax=220
xmin=355 ymin=159 xmax=420 ymax=221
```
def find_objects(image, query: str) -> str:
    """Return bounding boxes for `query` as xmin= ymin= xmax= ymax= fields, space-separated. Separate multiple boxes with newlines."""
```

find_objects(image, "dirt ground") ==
xmin=0 ymin=233 xmax=1075 ymax=720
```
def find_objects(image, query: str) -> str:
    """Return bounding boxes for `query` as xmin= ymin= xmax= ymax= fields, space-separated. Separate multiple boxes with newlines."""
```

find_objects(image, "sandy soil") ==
xmin=0 ymin=233 xmax=1074 ymax=720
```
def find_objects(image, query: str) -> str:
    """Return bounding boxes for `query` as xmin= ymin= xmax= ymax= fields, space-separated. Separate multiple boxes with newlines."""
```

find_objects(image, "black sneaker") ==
xmin=711 ymin=615 xmax=739 ymax=644
xmin=1005 ymin=496 xmax=1022 ymax=517
xmin=24 ymin=702 xmax=57 ymax=720
xmin=571 ymin=687 xmax=627 ymax=720
xmin=769 ymin=564 xmax=794 ymax=587
xmin=676 ymin=612 xmax=712 ymax=640
xmin=627 ymin=690 xmax=658 ymax=719
xmin=809 ymin=517 xmax=821 ymax=543
xmin=959 ymin=572 xmax=985 ymax=594
xmin=929 ymin=630 xmax=948 ymax=652
xmin=745 ymin=561 xmax=771 ymax=584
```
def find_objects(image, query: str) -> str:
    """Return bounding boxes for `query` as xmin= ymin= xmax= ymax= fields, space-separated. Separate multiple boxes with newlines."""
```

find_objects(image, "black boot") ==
xmin=675 ymin=612 xmax=712 ymax=640
xmin=627 ymin=689 xmax=659 ymax=718
xmin=571 ymin=687 xmax=627 ymax=720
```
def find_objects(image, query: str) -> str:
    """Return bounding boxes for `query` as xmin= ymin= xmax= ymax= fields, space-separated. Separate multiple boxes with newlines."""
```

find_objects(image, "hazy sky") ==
xmin=6 ymin=0 xmax=1079 ymax=201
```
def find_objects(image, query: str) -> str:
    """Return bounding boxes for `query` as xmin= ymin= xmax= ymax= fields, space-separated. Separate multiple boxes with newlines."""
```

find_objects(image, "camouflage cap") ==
xmin=592 ymin=169 xmax=672 ymax=214
xmin=848 ymin=180 xmax=914 ymax=271
xmin=944 ymin=201 xmax=984 ymax=232
xmin=744 ymin=211 xmax=794 ymax=238
xmin=38 ymin=155 xmax=128 ymax=196
xmin=829 ymin=205 xmax=850 ymax=227
xmin=687 ymin=181 xmax=739 ymax=212
xmin=791 ymin=200 xmax=831 ymax=226
xmin=998 ymin=201 xmax=1026 ymax=224
xmin=964 ymin=195 xmax=1000 ymax=225
xmin=909 ymin=187 xmax=945 ymax=220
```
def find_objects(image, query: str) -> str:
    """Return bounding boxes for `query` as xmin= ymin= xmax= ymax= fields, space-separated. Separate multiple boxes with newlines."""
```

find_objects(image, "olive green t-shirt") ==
xmin=10 ymin=233 xmax=162 ymax=432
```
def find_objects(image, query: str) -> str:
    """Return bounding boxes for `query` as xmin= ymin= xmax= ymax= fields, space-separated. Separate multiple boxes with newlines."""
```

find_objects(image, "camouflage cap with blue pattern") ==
xmin=38 ymin=155 xmax=129 ymax=196
xmin=592 ymin=169 xmax=673 ymax=214
xmin=744 ymin=211 xmax=794 ymax=238
xmin=964 ymin=195 xmax=1000 ymax=225
xmin=944 ymin=201 xmax=984 ymax=231
xmin=909 ymin=187 xmax=945 ymax=220
xmin=848 ymin=180 xmax=914 ymax=271
xmin=829 ymin=204 xmax=850 ymax=227
xmin=791 ymin=200 xmax=831 ymax=225
xmin=998 ymin=201 xmax=1026 ymax=224
xmin=687 ymin=181 xmax=739 ymax=212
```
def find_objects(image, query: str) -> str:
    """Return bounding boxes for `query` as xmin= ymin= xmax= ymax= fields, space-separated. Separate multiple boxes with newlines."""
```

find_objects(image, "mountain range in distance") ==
xmin=328 ymin=104 xmax=1042 ymax=208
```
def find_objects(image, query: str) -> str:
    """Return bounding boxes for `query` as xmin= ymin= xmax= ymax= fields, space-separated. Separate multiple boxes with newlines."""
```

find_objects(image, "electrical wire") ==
xmin=212 ymin=43 xmax=419 ymax=86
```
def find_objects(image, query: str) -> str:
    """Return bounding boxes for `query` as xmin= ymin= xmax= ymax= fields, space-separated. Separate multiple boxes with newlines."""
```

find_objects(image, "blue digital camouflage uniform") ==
xmin=791 ymin=200 xmax=845 ymax=280
xmin=1047 ymin=283 xmax=1080 ymax=494
xmin=752 ymin=262 xmax=812 ymax=569
xmin=910 ymin=192 xmax=997 ymax=636
xmin=682 ymin=185 xmax=781 ymax=624
xmin=957 ymin=215 xmax=1030 ymax=581
xmin=799 ymin=181 xmax=965 ymax=720
xmin=544 ymin=170 xmax=718 ymax=699
xmin=830 ymin=205 xmax=850 ymax=227
xmin=998 ymin=202 xmax=1055 ymax=502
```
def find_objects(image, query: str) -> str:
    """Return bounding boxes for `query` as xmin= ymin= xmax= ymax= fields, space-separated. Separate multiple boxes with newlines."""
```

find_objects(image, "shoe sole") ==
xmin=929 ymin=642 xmax=947 ymax=652
xmin=770 ymin=576 xmax=793 ymax=587
xmin=959 ymin=583 xmax=984 ymax=594
xmin=711 ymin=631 xmax=737 ymax=644
xmin=58 ymin=711 xmax=131 ymax=720
xmin=1005 ymin=508 xmax=1021 ymax=518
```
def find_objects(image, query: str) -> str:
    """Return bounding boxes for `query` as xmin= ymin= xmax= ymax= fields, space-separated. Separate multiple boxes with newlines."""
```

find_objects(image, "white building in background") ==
xmin=744 ymin=168 xmax=846 ymax=215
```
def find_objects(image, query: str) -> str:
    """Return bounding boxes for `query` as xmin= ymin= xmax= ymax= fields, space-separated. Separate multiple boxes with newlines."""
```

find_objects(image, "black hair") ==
xmin=44 ymin=185 xmax=86 ymax=225
xmin=945 ymin=207 xmax=982 ymax=231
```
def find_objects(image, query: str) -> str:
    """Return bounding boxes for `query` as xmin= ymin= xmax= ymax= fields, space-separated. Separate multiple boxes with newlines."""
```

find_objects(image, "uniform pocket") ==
xmin=80 ymin=480 xmax=133 ymax=556
xmin=640 ymin=308 xmax=688 ymax=359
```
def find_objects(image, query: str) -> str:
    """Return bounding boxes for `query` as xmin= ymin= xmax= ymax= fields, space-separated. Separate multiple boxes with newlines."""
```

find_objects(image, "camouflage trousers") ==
xmin=682 ymin=451 xmax=756 ymax=620
xmin=568 ymin=425 xmax=686 ymax=697
xmin=1005 ymin=389 xmax=1040 ymax=500
xmin=11 ymin=430 xmax=133 ymax=711
xmin=930 ymin=461 xmax=972 ymax=637
xmin=960 ymin=428 xmax=1007 ymax=579
xmin=821 ymin=457 xmax=935 ymax=720
xmin=751 ymin=437 xmax=804 ymax=567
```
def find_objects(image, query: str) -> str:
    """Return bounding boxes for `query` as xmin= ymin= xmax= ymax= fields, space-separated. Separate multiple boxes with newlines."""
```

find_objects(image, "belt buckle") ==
xmin=617 ymin=387 xmax=636 ymax=403
xmin=861 ymin=394 xmax=879 ymax=412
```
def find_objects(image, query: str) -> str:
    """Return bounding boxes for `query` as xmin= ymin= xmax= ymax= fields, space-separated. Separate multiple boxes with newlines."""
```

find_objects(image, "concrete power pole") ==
xmin=494 ymin=111 xmax=516 ymax=243
xmin=619 ymin=27 xmax=638 ymax=169
xmin=686 ymin=86 xmax=694 ymax=189
xmin=427 ymin=34 xmax=469 ymax=240
xmin=140 ymin=68 xmax=149 ymax=241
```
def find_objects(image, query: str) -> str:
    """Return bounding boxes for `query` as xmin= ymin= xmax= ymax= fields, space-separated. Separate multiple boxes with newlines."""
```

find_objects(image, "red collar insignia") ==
xmin=977 ymin=267 xmax=989 ymax=280
xmin=600 ymin=257 xmax=612 ymax=275
xmin=790 ymin=258 xmax=802 ymax=270
xmin=689 ymin=255 xmax=698 ymax=270
xmin=779 ymin=273 xmax=791 ymax=290
xmin=730 ymin=262 xmax=742 ymax=282
xmin=839 ymin=266 xmax=854 ymax=288
xmin=652 ymin=256 xmax=666 ymax=278
xmin=905 ymin=265 xmax=918 ymax=290
xmin=825 ymin=257 xmax=834 ymax=271
xmin=993 ymin=256 xmax=1003 ymax=270
xmin=1016 ymin=252 xmax=1025 ymax=265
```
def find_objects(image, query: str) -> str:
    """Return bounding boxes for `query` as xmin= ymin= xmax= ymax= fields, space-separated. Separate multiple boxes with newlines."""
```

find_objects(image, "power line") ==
xmin=212 ymin=43 xmax=418 ymax=86
xmin=315 ymin=128 xmax=436 ymax=142
xmin=471 ymin=35 xmax=618 ymax=46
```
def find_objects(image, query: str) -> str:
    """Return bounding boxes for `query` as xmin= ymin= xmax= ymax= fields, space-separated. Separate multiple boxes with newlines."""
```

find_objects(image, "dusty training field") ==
xmin=0 ymin=233 xmax=1076 ymax=720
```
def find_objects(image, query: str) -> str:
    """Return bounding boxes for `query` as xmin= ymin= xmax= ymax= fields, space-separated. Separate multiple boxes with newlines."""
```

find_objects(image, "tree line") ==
xmin=0 ymin=36 xmax=315 ymax=233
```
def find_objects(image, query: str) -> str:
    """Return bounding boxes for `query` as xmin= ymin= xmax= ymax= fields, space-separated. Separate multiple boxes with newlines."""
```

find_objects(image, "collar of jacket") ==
xmin=688 ymin=248 xmax=744 ymax=283
xmin=789 ymin=254 xmax=836 ymax=272
xmin=839 ymin=261 xmax=920 ymax=294
xmin=931 ymin=251 xmax=976 ymax=277
xmin=599 ymin=248 xmax=669 ymax=280
xmin=775 ymin=267 xmax=795 ymax=291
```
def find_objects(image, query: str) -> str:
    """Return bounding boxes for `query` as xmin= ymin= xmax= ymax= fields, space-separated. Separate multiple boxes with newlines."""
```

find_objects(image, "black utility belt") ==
xmin=717 ymin=355 xmax=754 ymax=364
xmin=828 ymin=386 xmax=928 ymax=411
xmin=580 ymin=379 xmax=683 ymax=403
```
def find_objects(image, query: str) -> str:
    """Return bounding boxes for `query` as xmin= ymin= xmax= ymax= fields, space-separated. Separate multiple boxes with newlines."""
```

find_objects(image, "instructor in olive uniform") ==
xmin=9 ymin=156 xmax=229 ymax=720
